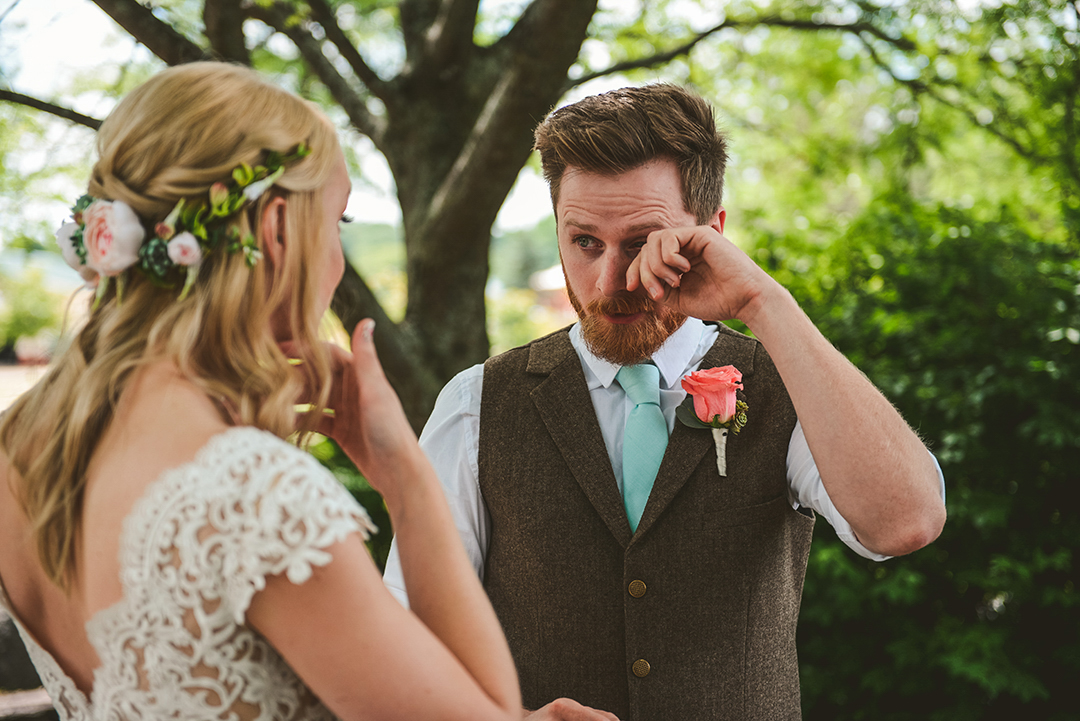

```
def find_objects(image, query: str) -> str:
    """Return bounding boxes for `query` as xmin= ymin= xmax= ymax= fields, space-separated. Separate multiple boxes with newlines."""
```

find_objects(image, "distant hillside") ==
xmin=342 ymin=218 xmax=559 ymax=290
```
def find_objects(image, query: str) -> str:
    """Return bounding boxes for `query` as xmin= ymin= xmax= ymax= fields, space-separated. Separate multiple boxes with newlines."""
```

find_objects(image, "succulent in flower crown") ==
xmin=55 ymin=143 xmax=311 ymax=307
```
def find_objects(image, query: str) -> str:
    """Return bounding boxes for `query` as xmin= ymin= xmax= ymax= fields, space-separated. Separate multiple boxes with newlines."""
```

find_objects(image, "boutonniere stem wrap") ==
xmin=676 ymin=365 xmax=749 ymax=477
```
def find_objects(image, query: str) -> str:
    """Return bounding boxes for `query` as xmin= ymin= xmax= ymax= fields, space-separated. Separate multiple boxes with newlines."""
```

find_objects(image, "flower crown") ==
xmin=56 ymin=143 xmax=311 ymax=306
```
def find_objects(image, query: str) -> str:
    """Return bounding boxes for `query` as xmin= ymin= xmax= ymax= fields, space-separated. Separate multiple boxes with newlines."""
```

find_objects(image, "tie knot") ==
xmin=617 ymin=364 xmax=661 ymax=406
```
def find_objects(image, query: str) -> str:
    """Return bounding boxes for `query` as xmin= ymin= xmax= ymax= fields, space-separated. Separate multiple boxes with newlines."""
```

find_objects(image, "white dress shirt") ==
xmin=384 ymin=318 xmax=944 ymax=606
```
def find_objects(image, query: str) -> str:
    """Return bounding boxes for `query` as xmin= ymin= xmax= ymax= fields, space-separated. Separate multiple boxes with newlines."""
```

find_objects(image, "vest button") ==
xmin=628 ymin=579 xmax=647 ymax=598
xmin=632 ymin=659 xmax=651 ymax=678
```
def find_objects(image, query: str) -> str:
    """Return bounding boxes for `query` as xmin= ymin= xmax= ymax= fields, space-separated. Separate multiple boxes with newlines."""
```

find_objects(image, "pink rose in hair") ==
xmin=167 ymin=232 xmax=203 ymax=266
xmin=82 ymin=200 xmax=144 ymax=276
xmin=681 ymin=365 xmax=743 ymax=425
xmin=55 ymin=221 xmax=99 ymax=284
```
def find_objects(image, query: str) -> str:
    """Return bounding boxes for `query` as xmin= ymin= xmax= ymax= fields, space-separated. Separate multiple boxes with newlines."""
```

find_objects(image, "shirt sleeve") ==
xmin=382 ymin=365 xmax=490 ymax=609
xmin=786 ymin=420 xmax=946 ymax=562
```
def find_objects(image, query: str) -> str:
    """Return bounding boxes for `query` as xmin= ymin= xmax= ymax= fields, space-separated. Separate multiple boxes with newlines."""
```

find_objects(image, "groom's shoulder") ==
xmin=704 ymin=320 xmax=772 ymax=369
xmin=484 ymin=325 xmax=575 ymax=377
xmin=707 ymin=320 xmax=760 ymax=347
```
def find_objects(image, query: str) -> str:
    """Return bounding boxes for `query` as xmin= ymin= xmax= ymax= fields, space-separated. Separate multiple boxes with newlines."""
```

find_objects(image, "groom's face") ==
xmin=556 ymin=159 xmax=691 ymax=366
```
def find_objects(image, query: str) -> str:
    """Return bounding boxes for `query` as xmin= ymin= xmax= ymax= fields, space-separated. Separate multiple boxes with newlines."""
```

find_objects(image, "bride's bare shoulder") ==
xmin=85 ymin=362 xmax=233 ymax=502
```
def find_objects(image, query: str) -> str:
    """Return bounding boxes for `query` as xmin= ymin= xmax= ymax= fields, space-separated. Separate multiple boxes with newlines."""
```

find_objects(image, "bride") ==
xmin=0 ymin=62 xmax=521 ymax=720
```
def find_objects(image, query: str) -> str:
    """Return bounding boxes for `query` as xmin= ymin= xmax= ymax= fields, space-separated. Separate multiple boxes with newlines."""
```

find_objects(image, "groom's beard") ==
xmin=566 ymin=283 xmax=687 ymax=366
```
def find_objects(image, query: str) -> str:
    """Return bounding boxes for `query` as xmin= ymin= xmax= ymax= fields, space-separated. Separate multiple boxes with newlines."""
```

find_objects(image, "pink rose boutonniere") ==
xmin=677 ymin=365 xmax=749 ymax=477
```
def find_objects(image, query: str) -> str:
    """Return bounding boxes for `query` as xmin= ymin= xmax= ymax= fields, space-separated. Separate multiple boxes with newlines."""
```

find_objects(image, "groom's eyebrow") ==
xmin=562 ymin=219 xmax=664 ymax=235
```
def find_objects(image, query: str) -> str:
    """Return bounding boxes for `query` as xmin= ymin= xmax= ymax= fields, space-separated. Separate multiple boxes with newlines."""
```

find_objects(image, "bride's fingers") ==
xmin=347 ymin=319 xmax=410 ymax=423
xmin=349 ymin=319 xmax=377 ymax=364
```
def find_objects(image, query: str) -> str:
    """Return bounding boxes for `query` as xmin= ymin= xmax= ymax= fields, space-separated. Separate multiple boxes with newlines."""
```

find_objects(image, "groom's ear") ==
xmin=710 ymin=207 xmax=726 ymax=235
xmin=259 ymin=196 xmax=288 ymax=270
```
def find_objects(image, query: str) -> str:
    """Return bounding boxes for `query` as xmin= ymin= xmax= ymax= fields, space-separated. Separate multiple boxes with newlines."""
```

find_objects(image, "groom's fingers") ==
xmin=525 ymin=698 xmax=621 ymax=720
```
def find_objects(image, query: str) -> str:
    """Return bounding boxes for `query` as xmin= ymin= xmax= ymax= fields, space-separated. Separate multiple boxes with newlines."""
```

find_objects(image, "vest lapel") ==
xmin=528 ymin=332 xmax=634 ymax=547
xmin=632 ymin=325 xmax=759 ymax=540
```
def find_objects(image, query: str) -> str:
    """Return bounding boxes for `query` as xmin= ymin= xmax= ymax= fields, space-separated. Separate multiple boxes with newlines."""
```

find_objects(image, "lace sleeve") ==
xmin=183 ymin=430 xmax=378 ymax=624
xmin=68 ymin=428 xmax=377 ymax=720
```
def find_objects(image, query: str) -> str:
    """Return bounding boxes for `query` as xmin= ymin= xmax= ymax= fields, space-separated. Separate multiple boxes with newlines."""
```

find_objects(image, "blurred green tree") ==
xmin=11 ymin=0 xmax=1066 ymax=427
xmin=0 ymin=270 xmax=61 ymax=358
xmin=756 ymin=195 xmax=1080 ymax=720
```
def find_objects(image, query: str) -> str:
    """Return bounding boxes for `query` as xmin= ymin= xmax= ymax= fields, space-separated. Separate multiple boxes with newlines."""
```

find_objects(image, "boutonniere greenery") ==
xmin=676 ymin=365 xmax=748 ymax=477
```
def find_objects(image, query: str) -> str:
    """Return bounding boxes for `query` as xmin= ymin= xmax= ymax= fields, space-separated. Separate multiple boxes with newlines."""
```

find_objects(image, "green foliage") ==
xmin=768 ymin=195 xmax=1080 ymax=719
xmin=0 ymin=269 xmax=62 ymax=351
xmin=486 ymin=286 xmax=568 ymax=355
xmin=306 ymin=435 xmax=393 ymax=570
xmin=490 ymin=217 xmax=560 ymax=290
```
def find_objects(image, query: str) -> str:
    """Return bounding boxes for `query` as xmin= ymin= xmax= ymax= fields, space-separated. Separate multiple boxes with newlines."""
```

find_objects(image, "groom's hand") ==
xmin=627 ymin=224 xmax=779 ymax=326
xmin=524 ymin=698 xmax=620 ymax=720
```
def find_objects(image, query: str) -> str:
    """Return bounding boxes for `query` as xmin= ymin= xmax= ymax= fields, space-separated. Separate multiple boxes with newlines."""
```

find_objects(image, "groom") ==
xmin=384 ymin=84 xmax=946 ymax=720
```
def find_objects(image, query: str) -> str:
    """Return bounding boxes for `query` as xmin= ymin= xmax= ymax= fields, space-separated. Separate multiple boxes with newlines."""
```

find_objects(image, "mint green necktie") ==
xmin=617 ymin=364 xmax=669 ymax=533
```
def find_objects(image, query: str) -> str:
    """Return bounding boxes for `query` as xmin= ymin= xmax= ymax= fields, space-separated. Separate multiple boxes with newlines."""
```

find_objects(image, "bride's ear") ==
xmin=259 ymin=196 xmax=289 ymax=271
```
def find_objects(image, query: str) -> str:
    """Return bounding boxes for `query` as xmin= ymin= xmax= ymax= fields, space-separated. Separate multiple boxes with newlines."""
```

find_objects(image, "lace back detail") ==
xmin=12 ymin=427 xmax=374 ymax=720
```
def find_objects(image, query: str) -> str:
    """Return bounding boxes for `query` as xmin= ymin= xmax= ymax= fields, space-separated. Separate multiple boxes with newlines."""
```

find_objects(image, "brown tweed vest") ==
xmin=478 ymin=324 xmax=814 ymax=721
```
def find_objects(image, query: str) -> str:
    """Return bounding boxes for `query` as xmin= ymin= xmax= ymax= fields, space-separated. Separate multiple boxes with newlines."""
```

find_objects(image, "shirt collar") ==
xmin=569 ymin=317 xmax=709 ymax=391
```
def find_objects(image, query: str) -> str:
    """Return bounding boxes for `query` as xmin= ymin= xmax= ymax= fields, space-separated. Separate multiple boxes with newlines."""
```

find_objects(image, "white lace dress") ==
xmin=0 ymin=427 xmax=376 ymax=720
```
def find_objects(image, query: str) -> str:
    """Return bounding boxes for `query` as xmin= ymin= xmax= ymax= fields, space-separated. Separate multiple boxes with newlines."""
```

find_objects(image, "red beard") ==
xmin=566 ymin=283 xmax=687 ymax=366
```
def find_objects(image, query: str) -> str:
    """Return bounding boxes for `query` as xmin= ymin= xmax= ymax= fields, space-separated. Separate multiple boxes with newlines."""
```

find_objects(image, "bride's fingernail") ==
xmin=361 ymin=319 xmax=375 ymax=340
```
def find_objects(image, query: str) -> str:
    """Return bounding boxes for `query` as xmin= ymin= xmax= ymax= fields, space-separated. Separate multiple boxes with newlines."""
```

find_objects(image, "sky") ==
xmin=0 ymin=0 xmax=562 ymax=233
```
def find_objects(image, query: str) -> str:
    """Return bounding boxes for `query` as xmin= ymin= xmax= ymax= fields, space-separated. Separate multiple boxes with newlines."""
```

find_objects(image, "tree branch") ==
xmin=568 ymin=20 xmax=728 ymax=88
xmin=91 ymin=0 xmax=208 ymax=66
xmin=418 ymin=0 xmax=596 ymax=249
xmin=569 ymin=14 xmax=917 ymax=90
xmin=859 ymin=37 xmax=1042 ymax=163
xmin=306 ymin=0 xmax=389 ymax=98
xmin=0 ymin=90 xmax=102 ymax=130
xmin=399 ymin=0 xmax=437 ymax=62
xmin=422 ymin=0 xmax=482 ymax=69
xmin=755 ymin=15 xmax=915 ymax=52
xmin=247 ymin=2 xmax=385 ymax=141
xmin=398 ymin=0 xmax=482 ymax=83
xmin=0 ymin=0 xmax=23 ymax=25
xmin=400 ymin=0 xmax=596 ymax=381
xmin=204 ymin=0 xmax=250 ymax=64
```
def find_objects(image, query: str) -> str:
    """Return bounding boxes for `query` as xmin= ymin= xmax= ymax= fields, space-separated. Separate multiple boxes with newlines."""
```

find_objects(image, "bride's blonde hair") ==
xmin=0 ymin=62 xmax=341 ymax=590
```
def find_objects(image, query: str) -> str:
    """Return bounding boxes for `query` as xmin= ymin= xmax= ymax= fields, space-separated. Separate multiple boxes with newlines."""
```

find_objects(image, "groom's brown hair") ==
xmin=533 ymin=83 xmax=729 ymax=225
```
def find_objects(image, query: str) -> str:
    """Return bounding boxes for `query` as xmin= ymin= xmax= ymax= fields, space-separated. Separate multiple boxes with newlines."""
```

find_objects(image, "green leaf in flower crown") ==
xmin=232 ymin=162 xmax=255 ymax=186
xmin=203 ymin=225 xmax=222 ymax=250
xmin=72 ymin=194 xmax=94 ymax=216
xmin=72 ymin=226 xmax=88 ymax=265
xmin=92 ymin=275 xmax=109 ymax=311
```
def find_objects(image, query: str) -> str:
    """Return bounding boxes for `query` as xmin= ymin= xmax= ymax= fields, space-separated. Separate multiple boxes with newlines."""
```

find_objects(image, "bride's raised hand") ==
xmin=289 ymin=319 xmax=423 ymax=501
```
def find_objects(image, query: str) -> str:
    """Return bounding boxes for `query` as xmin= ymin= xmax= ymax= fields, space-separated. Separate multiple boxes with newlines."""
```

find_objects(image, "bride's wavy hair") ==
xmin=0 ymin=62 xmax=341 ymax=590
